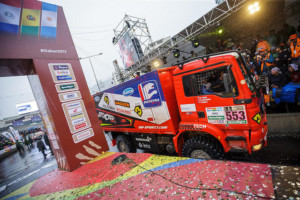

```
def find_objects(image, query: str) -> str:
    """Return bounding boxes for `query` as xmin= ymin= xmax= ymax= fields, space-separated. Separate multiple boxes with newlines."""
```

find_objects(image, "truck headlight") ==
xmin=252 ymin=143 xmax=263 ymax=151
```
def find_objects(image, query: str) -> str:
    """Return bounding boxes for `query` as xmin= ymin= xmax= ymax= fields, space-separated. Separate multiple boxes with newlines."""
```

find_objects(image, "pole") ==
xmin=89 ymin=57 xmax=101 ymax=92
xmin=79 ymin=53 xmax=103 ymax=93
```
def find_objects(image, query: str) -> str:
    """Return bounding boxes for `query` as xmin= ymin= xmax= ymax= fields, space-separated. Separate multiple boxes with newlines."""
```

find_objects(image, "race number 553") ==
xmin=226 ymin=111 xmax=246 ymax=120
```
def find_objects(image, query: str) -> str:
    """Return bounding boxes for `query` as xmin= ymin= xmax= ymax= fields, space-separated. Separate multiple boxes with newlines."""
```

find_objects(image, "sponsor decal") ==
xmin=72 ymin=128 xmax=94 ymax=143
xmin=60 ymin=84 xmax=75 ymax=90
xmin=57 ymin=75 xmax=72 ymax=81
xmin=94 ymin=96 xmax=100 ymax=102
xmin=115 ymin=100 xmax=130 ymax=108
xmin=138 ymin=126 xmax=167 ymax=129
xmin=252 ymin=113 xmax=261 ymax=124
xmin=197 ymin=97 xmax=211 ymax=103
xmin=116 ymin=107 xmax=131 ymax=115
xmin=134 ymin=105 xmax=143 ymax=117
xmin=138 ymin=80 xmax=162 ymax=108
xmin=206 ymin=106 xmax=247 ymax=124
xmin=55 ymin=70 xmax=71 ymax=75
xmin=66 ymin=102 xmax=81 ymax=109
xmin=104 ymin=96 xmax=109 ymax=105
xmin=70 ymin=112 xmax=84 ymax=120
xmin=74 ymin=122 xmax=87 ymax=130
xmin=102 ymin=104 xmax=115 ymax=111
xmin=180 ymin=104 xmax=196 ymax=112
xmin=53 ymin=65 xmax=69 ymax=70
xmin=71 ymin=117 xmax=86 ymax=126
xmin=68 ymin=107 xmax=83 ymax=114
xmin=98 ymin=112 xmax=115 ymax=121
xmin=180 ymin=124 xmax=206 ymax=129
xmin=123 ymin=87 xmax=134 ymax=96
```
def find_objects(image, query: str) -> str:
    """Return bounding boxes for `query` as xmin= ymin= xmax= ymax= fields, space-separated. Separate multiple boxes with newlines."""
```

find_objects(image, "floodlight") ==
xmin=153 ymin=60 xmax=160 ymax=68
xmin=248 ymin=2 xmax=260 ymax=14
xmin=192 ymin=39 xmax=200 ymax=48
xmin=173 ymin=49 xmax=180 ymax=58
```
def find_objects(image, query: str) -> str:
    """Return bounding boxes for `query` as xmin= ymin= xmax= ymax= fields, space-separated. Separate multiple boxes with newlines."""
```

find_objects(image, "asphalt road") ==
xmin=0 ymin=134 xmax=299 ymax=199
xmin=0 ymin=141 xmax=57 ymax=198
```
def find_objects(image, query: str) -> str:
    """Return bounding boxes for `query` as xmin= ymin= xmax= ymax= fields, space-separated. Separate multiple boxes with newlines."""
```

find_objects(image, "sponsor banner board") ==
xmin=55 ymin=82 xmax=79 ymax=93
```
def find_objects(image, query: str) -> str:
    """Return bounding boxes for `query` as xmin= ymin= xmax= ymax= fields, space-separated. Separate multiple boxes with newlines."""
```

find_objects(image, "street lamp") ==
xmin=79 ymin=53 xmax=103 ymax=92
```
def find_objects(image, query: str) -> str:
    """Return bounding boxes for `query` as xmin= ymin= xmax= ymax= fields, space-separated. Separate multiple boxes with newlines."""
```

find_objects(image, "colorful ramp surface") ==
xmin=3 ymin=152 xmax=276 ymax=199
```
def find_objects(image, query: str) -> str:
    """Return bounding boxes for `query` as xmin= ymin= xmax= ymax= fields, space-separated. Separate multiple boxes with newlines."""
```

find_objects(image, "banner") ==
xmin=41 ymin=2 xmax=57 ymax=38
xmin=0 ymin=2 xmax=21 ymax=34
xmin=117 ymin=31 xmax=139 ymax=69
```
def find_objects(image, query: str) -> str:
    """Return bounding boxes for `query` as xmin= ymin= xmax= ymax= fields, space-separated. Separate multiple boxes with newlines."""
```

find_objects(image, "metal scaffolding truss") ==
xmin=113 ymin=15 xmax=154 ymax=57
xmin=123 ymin=0 xmax=248 ymax=79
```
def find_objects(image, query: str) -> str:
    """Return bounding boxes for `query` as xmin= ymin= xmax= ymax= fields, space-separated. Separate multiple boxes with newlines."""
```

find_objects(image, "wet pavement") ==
xmin=0 ymin=141 xmax=57 ymax=198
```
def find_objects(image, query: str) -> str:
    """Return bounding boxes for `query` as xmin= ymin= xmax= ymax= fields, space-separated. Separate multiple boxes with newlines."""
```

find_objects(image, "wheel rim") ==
xmin=119 ymin=141 xmax=128 ymax=152
xmin=190 ymin=150 xmax=211 ymax=159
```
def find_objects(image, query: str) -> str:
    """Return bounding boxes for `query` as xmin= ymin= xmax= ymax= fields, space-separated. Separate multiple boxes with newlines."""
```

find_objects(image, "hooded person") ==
xmin=269 ymin=67 xmax=288 ymax=88
xmin=286 ymin=64 xmax=300 ymax=83
xmin=288 ymin=34 xmax=300 ymax=65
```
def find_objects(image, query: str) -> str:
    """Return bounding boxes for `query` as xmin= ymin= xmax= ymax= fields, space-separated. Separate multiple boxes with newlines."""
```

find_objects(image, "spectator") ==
xmin=16 ymin=140 xmax=25 ymax=155
xmin=37 ymin=136 xmax=47 ymax=160
xmin=269 ymin=67 xmax=288 ymax=88
xmin=257 ymin=36 xmax=270 ymax=52
xmin=288 ymin=34 xmax=300 ymax=66
xmin=44 ymin=133 xmax=53 ymax=155
xmin=276 ymin=45 xmax=290 ymax=73
xmin=286 ymin=64 xmax=300 ymax=83
xmin=257 ymin=47 xmax=275 ymax=75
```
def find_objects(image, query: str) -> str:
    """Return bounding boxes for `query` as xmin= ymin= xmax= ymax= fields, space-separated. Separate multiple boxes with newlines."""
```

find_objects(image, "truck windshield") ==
xmin=235 ymin=54 xmax=256 ymax=93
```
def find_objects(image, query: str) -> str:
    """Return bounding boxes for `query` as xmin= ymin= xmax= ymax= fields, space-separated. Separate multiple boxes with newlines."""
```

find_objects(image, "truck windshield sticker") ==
xmin=180 ymin=104 xmax=196 ymax=112
xmin=206 ymin=106 xmax=247 ymax=124
xmin=138 ymin=80 xmax=162 ymax=108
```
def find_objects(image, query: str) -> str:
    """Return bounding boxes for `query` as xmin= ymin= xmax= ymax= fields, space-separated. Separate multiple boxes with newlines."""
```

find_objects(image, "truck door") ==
xmin=182 ymin=64 xmax=248 ymax=129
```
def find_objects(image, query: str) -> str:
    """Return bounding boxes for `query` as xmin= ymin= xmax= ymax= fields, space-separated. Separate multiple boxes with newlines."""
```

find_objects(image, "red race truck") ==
xmin=93 ymin=51 xmax=268 ymax=159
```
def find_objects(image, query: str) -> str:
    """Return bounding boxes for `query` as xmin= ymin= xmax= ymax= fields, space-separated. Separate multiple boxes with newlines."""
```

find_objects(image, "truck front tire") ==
xmin=116 ymin=135 xmax=136 ymax=153
xmin=182 ymin=135 xmax=225 ymax=159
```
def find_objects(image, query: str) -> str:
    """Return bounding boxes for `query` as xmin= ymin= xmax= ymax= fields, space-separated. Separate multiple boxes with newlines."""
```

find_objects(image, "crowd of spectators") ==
xmin=203 ymin=23 xmax=300 ymax=108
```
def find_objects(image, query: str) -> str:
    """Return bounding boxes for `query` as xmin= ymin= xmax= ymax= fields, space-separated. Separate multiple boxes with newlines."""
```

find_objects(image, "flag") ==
xmin=0 ymin=3 xmax=21 ymax=34
xmin=41 ymin=2 xmax=57 ymax=39
xmin=20 ymin=0 xmax=41 ymax=36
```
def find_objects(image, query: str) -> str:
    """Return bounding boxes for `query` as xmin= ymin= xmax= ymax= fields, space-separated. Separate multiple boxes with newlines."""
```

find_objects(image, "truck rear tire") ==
xmin=182 ymin=135 xmax=225 ymax=159
xmin=116 ymin=135 xmax=136 ymax=153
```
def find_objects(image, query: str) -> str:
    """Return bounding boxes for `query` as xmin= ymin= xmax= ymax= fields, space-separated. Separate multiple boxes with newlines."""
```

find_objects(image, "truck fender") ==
xmin=173 ymin=123 xmax=228 ymax=155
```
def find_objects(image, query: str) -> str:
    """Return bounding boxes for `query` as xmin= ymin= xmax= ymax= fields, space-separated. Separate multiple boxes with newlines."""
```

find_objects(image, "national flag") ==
xmin=20 ymin=0 xmax=41 ymax=36
xmin=21 ymin=8 xmax=40 ymax=36
xmin=0 ymin=3 xmax=21 ymax=34
xmin=41 ymin=2 xmax=57 ymax=39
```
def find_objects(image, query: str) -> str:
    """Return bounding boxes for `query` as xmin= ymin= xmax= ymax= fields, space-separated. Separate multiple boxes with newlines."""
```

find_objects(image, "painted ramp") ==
xmin=3 ymin=152 xmax=275 ymax=199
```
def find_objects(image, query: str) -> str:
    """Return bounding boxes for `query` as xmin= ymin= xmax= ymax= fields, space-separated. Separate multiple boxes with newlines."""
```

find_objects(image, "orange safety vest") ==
xmin=290 ymin=38 xmax=300 ymax=58
xmin=257 ymin=40 xmax=270 ymax=52
xmin=259 ymin=53 xmax=273 ymax=72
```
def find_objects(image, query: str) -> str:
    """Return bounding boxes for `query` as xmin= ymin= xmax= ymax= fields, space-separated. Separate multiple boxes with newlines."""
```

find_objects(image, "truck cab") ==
xmin=172 ymin=51 xmax=267 ymax=159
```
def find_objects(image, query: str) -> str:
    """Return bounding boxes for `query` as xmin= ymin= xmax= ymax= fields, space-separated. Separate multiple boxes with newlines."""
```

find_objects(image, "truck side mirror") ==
xmin=223 ymin=73 xmax=231 ymax=93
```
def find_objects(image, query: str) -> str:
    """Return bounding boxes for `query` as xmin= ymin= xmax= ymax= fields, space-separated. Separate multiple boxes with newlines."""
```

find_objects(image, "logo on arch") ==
xmin=138 ymin=80 xmax=161 ymax=108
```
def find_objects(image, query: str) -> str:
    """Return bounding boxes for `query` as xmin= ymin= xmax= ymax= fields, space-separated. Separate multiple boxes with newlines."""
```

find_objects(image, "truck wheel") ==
xmin=182 ymin=135 xmax=225 ymax=159
xmin=116 ymin=135 xmax=136 ymax=153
